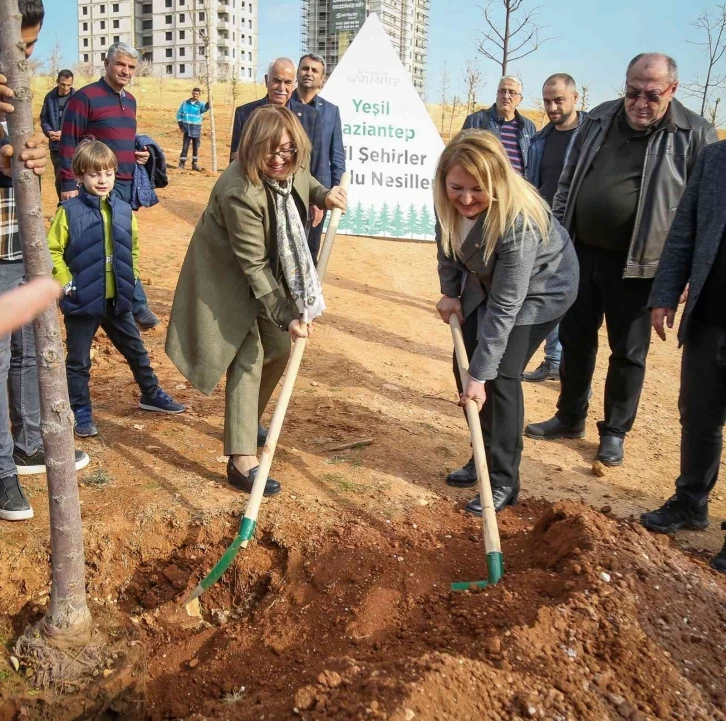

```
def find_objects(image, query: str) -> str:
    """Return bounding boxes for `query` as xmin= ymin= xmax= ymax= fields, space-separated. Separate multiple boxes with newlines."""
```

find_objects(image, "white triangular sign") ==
xmin=320 ymin=13 xmax=443 ymax=241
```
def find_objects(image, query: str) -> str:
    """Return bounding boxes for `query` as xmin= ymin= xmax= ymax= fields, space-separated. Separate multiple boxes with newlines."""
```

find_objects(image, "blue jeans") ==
xmin=111 ymin=179 xmax=149 ymax=314
xmin=543 ymin=326 xmax=561 ymax=366
xmin=0 ymin=261 xmax=42 ymax=479
xmin=64 ymin=304 xmax=159 ymax=411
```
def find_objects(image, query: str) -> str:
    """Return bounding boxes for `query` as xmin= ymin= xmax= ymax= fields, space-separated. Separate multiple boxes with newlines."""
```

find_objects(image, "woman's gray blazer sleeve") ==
xmin=468 ymin=227 xmax=541 ymax=381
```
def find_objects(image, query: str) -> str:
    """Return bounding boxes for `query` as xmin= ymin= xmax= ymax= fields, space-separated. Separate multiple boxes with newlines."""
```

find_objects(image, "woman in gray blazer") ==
xmin=435 ymin=130 xmax=579 ymax=515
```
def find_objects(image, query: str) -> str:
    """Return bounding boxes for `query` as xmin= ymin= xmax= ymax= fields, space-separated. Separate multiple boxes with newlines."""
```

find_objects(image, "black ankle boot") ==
xmin=465 ymin=486 xmax=519 ymax=516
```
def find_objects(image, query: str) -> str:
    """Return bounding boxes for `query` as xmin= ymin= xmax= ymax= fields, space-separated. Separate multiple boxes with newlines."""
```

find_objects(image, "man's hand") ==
xmin=0 ymin=278 xmax=61 ymax=335
xmin=436 ymin=295 xmax=464 ymax=325
xmin=0 ymin=131 xmax=48 ymax=178
xmin=324 ymin=185 xmax=347 ymax=211
xmin=460 ymin=377 xmax=486 ymax=411
xmin=310 ymin=205 xmax=324 ymax=228
xmin=49 ymin=130 xmax=61 ymax=142
xmin=289 ymin=319 xmax=314 ymax=340
xmin=61 ymin=189 xmax=79 ymax=201
xmin=135 ymin=147 xmax=150 ymax=165
xmin=679 ymin=283 xmax=689 ymax=305
xmin=652 ymin=307 xmax=676 ymax=342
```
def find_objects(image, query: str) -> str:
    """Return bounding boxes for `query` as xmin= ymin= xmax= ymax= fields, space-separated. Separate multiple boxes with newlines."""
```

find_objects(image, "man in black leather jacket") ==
xmin=526 ymin=53 xmax=718 ymax=467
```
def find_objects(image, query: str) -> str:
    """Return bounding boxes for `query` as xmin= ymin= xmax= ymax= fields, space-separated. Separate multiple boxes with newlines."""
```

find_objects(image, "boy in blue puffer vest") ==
xmin=48 ymin=139 xmax=184 ymax=437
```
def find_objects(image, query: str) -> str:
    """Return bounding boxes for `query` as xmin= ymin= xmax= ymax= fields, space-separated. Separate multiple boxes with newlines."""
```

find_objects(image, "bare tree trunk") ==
xmin=207 ymin=71 xmax=218 ymax=172
xmin=0 ymin=0 xmax=93 ymax=663
xmin=199 ymin=0 xmax=218 ymax=172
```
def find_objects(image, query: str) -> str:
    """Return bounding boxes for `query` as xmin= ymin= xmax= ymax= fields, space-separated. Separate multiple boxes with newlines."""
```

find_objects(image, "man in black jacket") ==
xmin=229 ymin=57 xmax=323 ymax=184
xmin=640 ymin=140 xmax=726 ymax=573
xmin=39 ymin=69 xmax=74 ymax=200
xmin=526 ymin=53 xmax=717 ymax=467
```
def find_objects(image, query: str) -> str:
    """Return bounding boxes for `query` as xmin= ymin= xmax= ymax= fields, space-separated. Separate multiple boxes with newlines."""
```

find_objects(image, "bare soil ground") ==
xmin=0 ymin=79 xmax=725 ymax=720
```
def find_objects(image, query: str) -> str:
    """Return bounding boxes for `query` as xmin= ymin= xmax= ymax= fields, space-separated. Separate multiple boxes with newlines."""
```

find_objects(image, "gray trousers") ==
xmin=224 ymin=312 xmax=291 ymax=456
xmin=0 ymin=260 xmax=42 ymax=479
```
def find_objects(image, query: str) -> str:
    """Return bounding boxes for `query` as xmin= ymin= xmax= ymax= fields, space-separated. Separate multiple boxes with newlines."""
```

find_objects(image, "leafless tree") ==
xmin=579 ymin=81 xmax=590 ymax=111
xmin=463 ymin=58 xmax=484 ymax=116
xmin=197 ymin=0 xmax=218 ymax=172
xmin=439 ymin=62 xmax=450 ymax=136
xmin=230 ymin=63 xmax=241 ymax=135
xmin=682 ymin=5 xmax=726 ymax=119
xmin=529 ymin=94 xmax=546 ymax=128
xmin=475 ymin=0 xmax=553 ymax=77
xmin=448 ymin=94 xmax=462 ymax=139
xmin=0 ymin=0 xmax=99 ymax=686
xmin=48 ymin=32 xmax=62 ymax=79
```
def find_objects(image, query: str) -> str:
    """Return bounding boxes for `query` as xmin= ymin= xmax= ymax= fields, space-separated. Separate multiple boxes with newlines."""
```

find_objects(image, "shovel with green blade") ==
xmin=448 ymin=314 xmax=504 ymax=591
xmin=183 ymin=173 xmax=350 ymax=606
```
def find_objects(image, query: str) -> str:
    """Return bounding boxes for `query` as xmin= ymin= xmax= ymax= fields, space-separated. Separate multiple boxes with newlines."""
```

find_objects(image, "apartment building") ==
xmin=77 ymin=0 xmax=258 ymax=81
xmin=300 ymin=0 xmax=429 ymax=97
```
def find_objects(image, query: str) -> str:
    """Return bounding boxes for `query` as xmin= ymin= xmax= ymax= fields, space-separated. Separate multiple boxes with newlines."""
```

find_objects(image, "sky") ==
xmin=36 ymin=0 xmax=722 ymax=116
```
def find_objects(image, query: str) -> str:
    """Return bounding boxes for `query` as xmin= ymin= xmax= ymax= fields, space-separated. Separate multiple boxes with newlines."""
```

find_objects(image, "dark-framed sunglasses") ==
xmin=624 ymin=87 xmax=670 ymax=103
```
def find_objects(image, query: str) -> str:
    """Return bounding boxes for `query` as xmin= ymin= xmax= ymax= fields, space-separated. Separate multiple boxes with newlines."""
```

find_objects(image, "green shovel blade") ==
xmin=450 ymin=551 xmax=504 ymax=591
xmin=183 ymin=517 xmax=257 ymax=605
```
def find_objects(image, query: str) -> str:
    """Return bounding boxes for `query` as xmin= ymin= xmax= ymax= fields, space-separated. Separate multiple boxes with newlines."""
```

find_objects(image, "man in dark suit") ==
xmin=640 ymin=140 xmax=726 ymax=573
xmin=292 ymin=52 xmax=346 ymax=261
xmin=230 ymin=57 xmax=323 ymax=188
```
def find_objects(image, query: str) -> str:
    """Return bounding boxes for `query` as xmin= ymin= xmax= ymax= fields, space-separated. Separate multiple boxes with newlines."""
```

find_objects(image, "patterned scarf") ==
xmin=263 ymin=176 xmax=326 ymax=323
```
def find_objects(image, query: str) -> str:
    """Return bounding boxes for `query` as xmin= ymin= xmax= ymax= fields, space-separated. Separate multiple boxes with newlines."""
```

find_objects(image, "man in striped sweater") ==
xmin=461 ymin=76 xmax=536 ymax=176
xmin=59 ymin=42 xmax=159 ymax=330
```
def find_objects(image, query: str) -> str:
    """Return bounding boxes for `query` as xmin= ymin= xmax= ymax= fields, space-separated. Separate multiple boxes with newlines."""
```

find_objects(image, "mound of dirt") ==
xmin=94 ymin=500 xmax=723 ymax=721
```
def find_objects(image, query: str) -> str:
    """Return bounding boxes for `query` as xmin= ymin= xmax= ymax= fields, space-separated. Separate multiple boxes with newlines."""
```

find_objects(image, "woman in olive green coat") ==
xmin=166 ymin=105 xmax=347 ymax=496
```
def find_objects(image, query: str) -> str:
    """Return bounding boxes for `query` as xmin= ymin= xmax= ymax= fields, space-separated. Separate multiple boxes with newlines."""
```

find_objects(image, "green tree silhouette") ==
xmin=349 ymin=201 xmax=365 ymax=235
xmin=363 ymin=204 xmax=377 ymax=235
xmin=390 ymin=203 xmax=406 ymax=238
xmin=417 ymin=204 xmax=433 ymax=238
xmin=374 ymin=202 xmax=391 ymax=237
xmin=337 ymin=204 xmax=351 ymax=233
xmin=406 ymin=204 xmax=419 ymax=238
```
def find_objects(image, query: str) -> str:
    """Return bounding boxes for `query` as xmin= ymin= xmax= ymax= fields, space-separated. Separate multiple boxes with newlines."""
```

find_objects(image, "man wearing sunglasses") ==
xmin=526 ymin=53 xmax=717 ymax=468
xmin=462 ymin=76 xmax=535 ymax=176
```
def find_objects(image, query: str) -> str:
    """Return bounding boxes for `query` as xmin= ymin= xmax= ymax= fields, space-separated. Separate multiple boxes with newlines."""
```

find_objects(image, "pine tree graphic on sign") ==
xmin=349 ymin=201 xmax=366 ymax=235
xmin=363 ymin=204 xmax=377 ymax=235
xmin=406 ymin=203 xmax=419 ymax=238
xmin=390 ymin=203 xmax=406 ymax=238
xmin=337 ymin=204 xmax=351 ymax=233
xmin=418 ymin=204 xmax=433 ymax=238
xmin=375 ymin=202 xmax=391 ymax=237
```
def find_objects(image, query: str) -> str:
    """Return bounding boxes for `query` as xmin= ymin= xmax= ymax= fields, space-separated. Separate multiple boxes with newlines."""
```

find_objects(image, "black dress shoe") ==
xmin=226 ymin=458 xmax=281 ymax=497
xmin=523 ymin=361 xmax=559 ymax=383
xmin=257 ymin=423 xmax=268 ymax=447
xmin=465 ymin=486 xmax=519 ymax=516
xmin=525 ymin=416 xmax=585 ymax=440
xmin=596 ymin=435 xmax=624 ymax=466
xmin=446 ymin=456 xmax=477 ymax=488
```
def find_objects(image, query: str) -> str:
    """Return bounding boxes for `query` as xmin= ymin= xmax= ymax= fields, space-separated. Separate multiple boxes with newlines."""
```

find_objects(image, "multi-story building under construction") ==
xmin=300 ymin=0 xmax=430 ymax=97
xmin=77 ymin=0 xmax=258 ymax=81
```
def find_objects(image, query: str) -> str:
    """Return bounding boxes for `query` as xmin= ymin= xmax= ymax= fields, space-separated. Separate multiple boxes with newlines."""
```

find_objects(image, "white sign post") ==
xmin=320 ymin=13 xmax=444 ymax=241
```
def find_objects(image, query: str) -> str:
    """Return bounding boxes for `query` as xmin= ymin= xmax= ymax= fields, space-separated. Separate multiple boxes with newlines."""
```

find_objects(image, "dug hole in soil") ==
xmin=1 ymin=87 xmax=726 ymax=720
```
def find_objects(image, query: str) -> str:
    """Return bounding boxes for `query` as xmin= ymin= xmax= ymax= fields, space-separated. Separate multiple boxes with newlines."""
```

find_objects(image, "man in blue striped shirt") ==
xmin=462 ymin=76 xmax=535 ymax=176
xmin=176 ymin=87 xmax=210 ymax=171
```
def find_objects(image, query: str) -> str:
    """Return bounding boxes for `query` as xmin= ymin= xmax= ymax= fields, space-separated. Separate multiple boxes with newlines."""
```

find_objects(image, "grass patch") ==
xmin=82 ymin=468 xmax=112 ymax=486
xmin=326 ymin=456 xmax=364 ymax=468
xmin=221 ymin=686 xmax=247 ymax=705
xmin=321 ymin=472 xmax=364 ymax=493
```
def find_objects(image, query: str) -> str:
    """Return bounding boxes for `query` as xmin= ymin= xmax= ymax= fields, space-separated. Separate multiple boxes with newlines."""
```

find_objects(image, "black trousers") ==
xmin=454 ymin=308 xmax=561 ymax=490
xmin=64 ymin=304 xmax=158 ymax=411
xmin=557 ymin=245 xmax=653 ymax=438
xmin=307 ymin=209 xmax=327 ymax=265
xmin=180 ymin=134 xmax=200 ymax=162
xmin=49 ymin=147 xmax=62 ymax=201
xmin=676 ymin=320 xmax=726 ymax=508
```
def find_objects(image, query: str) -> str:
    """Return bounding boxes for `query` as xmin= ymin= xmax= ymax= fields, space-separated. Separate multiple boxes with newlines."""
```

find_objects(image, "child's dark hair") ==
xmin=18 ymin=0 xmax=44 ymax=29
xmin=72 ymin=138 xmax=118 ymax=177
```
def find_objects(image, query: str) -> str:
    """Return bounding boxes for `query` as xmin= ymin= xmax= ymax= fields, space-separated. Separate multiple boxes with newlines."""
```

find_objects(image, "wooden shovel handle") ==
xmin=448 ymin=315 xmax=502 ymax=556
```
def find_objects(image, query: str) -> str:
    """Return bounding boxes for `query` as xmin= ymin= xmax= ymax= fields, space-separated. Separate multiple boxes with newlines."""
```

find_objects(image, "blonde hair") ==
xmin=72 ymin=137 xmax=118 ymax=177
xmin=434 ymin=130 xmax=551 ymax=261
xmin=237 ymin=105 xmax=311 ymax=184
